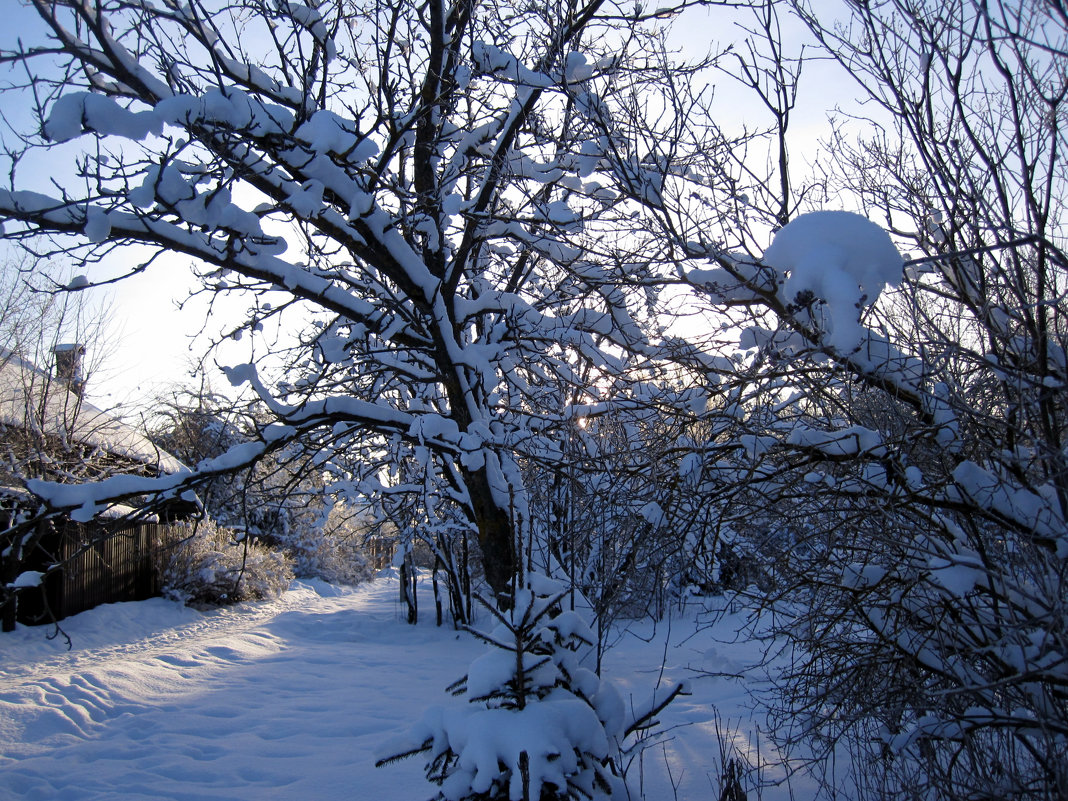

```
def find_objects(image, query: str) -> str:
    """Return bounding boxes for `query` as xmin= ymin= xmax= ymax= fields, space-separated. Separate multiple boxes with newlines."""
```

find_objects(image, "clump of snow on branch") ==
xmin=762 ymin=211 xmax=903 ymax=352
xmin=9 ymin=571 xmax=43 ymax=589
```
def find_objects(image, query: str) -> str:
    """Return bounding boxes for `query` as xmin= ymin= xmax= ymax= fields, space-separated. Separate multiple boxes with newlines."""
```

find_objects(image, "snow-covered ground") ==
xmin=0 ymin=574 xmax=816 ymax=800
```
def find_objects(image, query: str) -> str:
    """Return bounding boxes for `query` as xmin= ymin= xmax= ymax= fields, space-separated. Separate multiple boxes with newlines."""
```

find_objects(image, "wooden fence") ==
xmin=366 ymin=536 xmax=395 ymax=571
xmin=17 ymin=520 xmax=182 ymax=625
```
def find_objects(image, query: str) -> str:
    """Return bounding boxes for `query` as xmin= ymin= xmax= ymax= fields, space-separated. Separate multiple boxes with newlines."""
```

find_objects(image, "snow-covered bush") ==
xmin=159 ymin=520 xmax=293 ymax=606
xmin=152 ymin=392 xmax=374 ymax=587
xmin=523 ymin=406 xmax=732 ymax=634
xmin=709 ymin=1 xmax=1068 ymax=794
xmin=377 ymin=574 xmax=685 ymax=800
xmin=274 ymin=503 xmax=375 ymax=586
xmin=282 ymin=524 xmax=372 ymax=586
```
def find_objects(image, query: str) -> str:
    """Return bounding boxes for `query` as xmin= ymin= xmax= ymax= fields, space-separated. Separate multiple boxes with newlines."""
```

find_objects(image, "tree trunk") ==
xmin=399 ymin=551 xmax=417 ymax=624
xmin=464 ymin=466 xmax=516 ymax=599
xmin=1 ymin=597 xmax=14 ymax=632
xmin=2 ymin=552 xmax=20 ymax=632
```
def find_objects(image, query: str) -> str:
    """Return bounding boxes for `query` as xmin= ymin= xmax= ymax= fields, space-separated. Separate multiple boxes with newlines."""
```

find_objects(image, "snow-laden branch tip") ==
xmin=762 ymin=211 xmax=903 ymax=352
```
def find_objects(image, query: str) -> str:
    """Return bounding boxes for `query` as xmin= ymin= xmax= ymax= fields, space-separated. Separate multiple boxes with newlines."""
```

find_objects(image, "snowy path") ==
xmin=0 ymin=578 xmax=478 ymax=800
xmin=0 ymin=577 xmax=813 ymax=800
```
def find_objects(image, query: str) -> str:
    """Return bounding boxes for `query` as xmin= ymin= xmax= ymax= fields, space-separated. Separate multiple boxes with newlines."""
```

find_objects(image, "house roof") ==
xmin=0 ymin=348 xmax=185 ymax=477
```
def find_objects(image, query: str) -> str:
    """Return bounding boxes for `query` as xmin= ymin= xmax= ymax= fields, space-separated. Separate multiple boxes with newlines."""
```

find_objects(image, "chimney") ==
xmin=53 ymin=343 xmax=86 ymax=397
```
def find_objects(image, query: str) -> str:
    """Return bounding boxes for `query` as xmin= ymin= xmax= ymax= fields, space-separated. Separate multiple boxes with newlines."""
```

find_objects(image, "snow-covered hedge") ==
xmin=283 ymin=528 xmax=373 ymax=586
xmin=159 ymin=519 xmax=293 ymax=606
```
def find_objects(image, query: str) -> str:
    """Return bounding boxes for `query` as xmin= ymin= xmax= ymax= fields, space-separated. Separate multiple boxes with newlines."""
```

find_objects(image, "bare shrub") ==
xmin=279 ymin=505 xmax=375 ymax=586
xmin=159 ymin=520 xmax=293 ymax=606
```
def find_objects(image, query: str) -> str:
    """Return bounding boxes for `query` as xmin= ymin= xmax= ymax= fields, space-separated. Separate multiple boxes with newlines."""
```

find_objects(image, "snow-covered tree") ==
xmin=375 ymin=573 xmax=686 ymax=800
xmin=679 ymin=1 xmax=1068 ymax=796
xmin=522 ymin=372 xmax=733 ymax=650
xmin=0 ymin=0 xmax=737 ymax=601
xmin=15 ymin=0 xmax=1068 ymax=793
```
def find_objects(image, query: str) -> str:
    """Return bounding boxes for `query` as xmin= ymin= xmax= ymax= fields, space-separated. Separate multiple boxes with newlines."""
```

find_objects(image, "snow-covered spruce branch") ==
xmin=375 ymin=574 xmax=685 ymax=800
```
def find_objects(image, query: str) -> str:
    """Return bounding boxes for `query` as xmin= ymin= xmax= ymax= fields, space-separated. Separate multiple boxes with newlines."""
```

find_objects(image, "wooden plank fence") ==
xmin=366 ymin=536 xmax=395 ymax=571
xmin=17 ymin=520 xmax=183 ymax=625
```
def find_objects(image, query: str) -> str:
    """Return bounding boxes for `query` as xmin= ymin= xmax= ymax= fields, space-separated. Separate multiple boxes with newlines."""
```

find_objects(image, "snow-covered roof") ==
xmin=0 ymin=349 xmax=185 ymax=476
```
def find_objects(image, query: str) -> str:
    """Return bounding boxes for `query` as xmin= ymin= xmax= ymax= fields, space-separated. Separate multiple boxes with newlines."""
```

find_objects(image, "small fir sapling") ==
xmin=376 ymin=574 xmax=686 ymax=800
